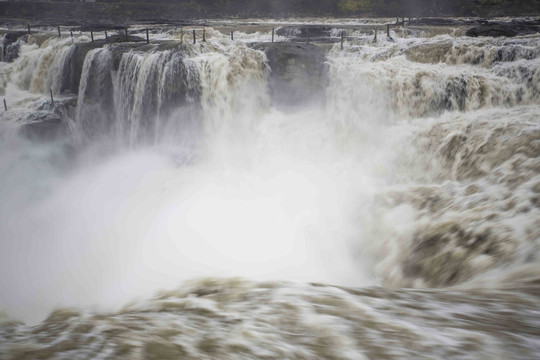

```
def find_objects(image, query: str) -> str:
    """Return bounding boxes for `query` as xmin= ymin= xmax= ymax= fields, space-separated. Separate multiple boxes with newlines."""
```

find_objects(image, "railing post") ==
xmin=3 ymin=99 xmax=7 ymax=111
xmin=387 ymin=24 xmax=390 ymax=37
xmin=50 ymin=89 xmax=54 ymax=104
xmin=231 ymin=31 xmax=233 ymax=41
xmin=180 ymin=28 xmax=184 ymax=44
xmin=341 ymin=30 xmax=344 ymax=50
xmin=105 ymin=30 xmax=108 ymax=42
xmin=57 ymin=26 xmax=61 ymax=37
xmin=202 ymin=28 xmax=206 ymax=42
xmin=373 ymin=27 xmax=377 ymax=43
xmin=193 ymin=29 xmax=196 ymax=44
xmin=125 ymin=28 xmax=128 ymax=42
xmin=272 ymin=27 xmax=274 ymax=43
xmin=90 ymin=31 xmax=94 ymax=42
xmin=70 ymin=31 xmax=73 ymax=38
xmin=146 ymin=29 xmax=149 ymax=44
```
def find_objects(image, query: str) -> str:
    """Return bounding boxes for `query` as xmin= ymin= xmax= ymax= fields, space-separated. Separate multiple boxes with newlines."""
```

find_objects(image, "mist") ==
xmin=0 ymin=94 xmax=391 ymax=324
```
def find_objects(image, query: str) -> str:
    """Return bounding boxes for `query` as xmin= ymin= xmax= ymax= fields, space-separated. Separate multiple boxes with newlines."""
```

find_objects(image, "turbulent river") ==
xmin=0 ymin=19 xmax=539 ymax=359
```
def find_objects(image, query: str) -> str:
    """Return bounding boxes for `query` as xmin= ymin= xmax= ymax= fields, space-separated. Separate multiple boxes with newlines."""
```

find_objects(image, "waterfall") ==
xmin=76 ymin=48 xmax=114 ymax=140
xmin=74 ymin=38 xmax=268 ymax=146
xmin=0 ymin=24 xmax=539 ymax=359
xmin=113 ymin=48 xmax=199 ymax=144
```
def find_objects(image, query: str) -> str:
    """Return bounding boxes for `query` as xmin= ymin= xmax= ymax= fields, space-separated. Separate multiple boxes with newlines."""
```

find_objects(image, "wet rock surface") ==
xmin=58 ymin=42 xmax=103 ymax=95
xmin=408 ymin=18 xmax=476 ymax=26
xmin=37 ymin=97 xmax=77 ymax=120
xmin=466 ymin=20 xmax=540 ymax=37
xmin=15 ymin=98 xmax=77 ymax=142
xmin=2 ymin=31 xmax=27 ymax=46
xmin=275 ymin=25 xmax=364 ymax=44
xmin=108 ymin=41 xmax=164 ymax=71
xmin=275 ymin=25 xmax=340 ymax=43
xmin=253 ymin=42 xmax=327 ymax=106
xmin=18 ymin=111 xmax=67 ymax=142
xmin=57 ymin=35 xmax=144 ymax=95
xmin=2 ymin=42 xmax=20 ymax=63
xmin=1 ymin=31 xmax=26 ymax=62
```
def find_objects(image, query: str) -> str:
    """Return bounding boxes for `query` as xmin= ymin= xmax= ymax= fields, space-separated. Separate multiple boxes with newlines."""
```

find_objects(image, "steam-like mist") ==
xmin=0 ymin=74 xmax=394 ymax=324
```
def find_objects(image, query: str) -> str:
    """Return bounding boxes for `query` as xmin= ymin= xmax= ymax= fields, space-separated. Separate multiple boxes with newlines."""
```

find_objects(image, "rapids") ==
xmin=0 ymin=20 xmax=539 ymax=359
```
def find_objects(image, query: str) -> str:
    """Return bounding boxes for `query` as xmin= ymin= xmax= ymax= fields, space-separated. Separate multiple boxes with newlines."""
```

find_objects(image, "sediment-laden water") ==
xmin=0 ymin=20 xmax=539 ymax=359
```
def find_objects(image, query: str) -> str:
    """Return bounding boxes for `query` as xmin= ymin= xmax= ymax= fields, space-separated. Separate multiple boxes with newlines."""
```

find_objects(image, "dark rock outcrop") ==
xmin=466 ymin=20 xmax=540 ymax=37
xmin=466 ymin=23 xmax=520 ymax=37
xmin=58 ymin=41 xmax=103 ymax=95
xmin=1 ymin=31 xmax=26 ymax=62
xmin=57 ymin=35 xmax=144 ymax=95
xmin=108 ymin=40 xmax=152 ymax=71
xmin=19 ymin=97 xmax=78 ymax=142
xmin=275 ymin=25 xmax=345 ymax=43
xmin=253 ymin=42 xmax=327 ymax=106
xmin=276 ymin=25 xmax=334 ymax=38
xmin=2 ymin=31 xmax=27 ymax=46
xmin=3 ymin=41 xmax=20 ymax=63
xmin=408 ymin=18 xmax=482 ymax=27
xmin=37 ymin=97 xmax=78 ymax=120
xmin=19 ymin=111 xmax=68 ymax=142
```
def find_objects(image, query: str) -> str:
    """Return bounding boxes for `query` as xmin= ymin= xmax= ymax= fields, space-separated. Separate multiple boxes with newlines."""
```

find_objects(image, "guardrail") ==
xmin=19 ymin=21 xmax=409 ymax=47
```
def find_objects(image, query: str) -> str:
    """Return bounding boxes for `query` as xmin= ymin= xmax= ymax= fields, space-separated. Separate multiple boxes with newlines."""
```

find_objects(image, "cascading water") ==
xmin=0 ymin=23 xmax=539 ymax=359
xmin=76 ymin=48 xmax=115 ymax=140
xmin=113 ymin=48 xmax=199 ymax=144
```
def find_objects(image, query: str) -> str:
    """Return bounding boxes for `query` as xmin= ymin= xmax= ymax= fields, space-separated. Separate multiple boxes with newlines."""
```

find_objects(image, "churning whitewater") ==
xmin=0 ymin=22 xmax=539 ymax=359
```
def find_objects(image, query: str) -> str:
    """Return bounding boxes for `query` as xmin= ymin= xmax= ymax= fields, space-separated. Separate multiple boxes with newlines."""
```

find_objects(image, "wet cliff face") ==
xmin=253 ymin=42 xmax=327 ymax=107
xmin=0 ymin=30 xmax=330 ymax=143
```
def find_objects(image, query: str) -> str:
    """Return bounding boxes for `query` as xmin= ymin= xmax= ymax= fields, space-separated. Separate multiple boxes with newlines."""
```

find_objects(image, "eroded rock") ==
xmin=1 ymin=31 xmax=26 ymax=62
xmin=466 ymin=20 xmax=540 ymax=37
xmin=19 ymin=111 xmax=68 ymax=142
xmin=253 ymin=42 xmax=327 ymax=106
